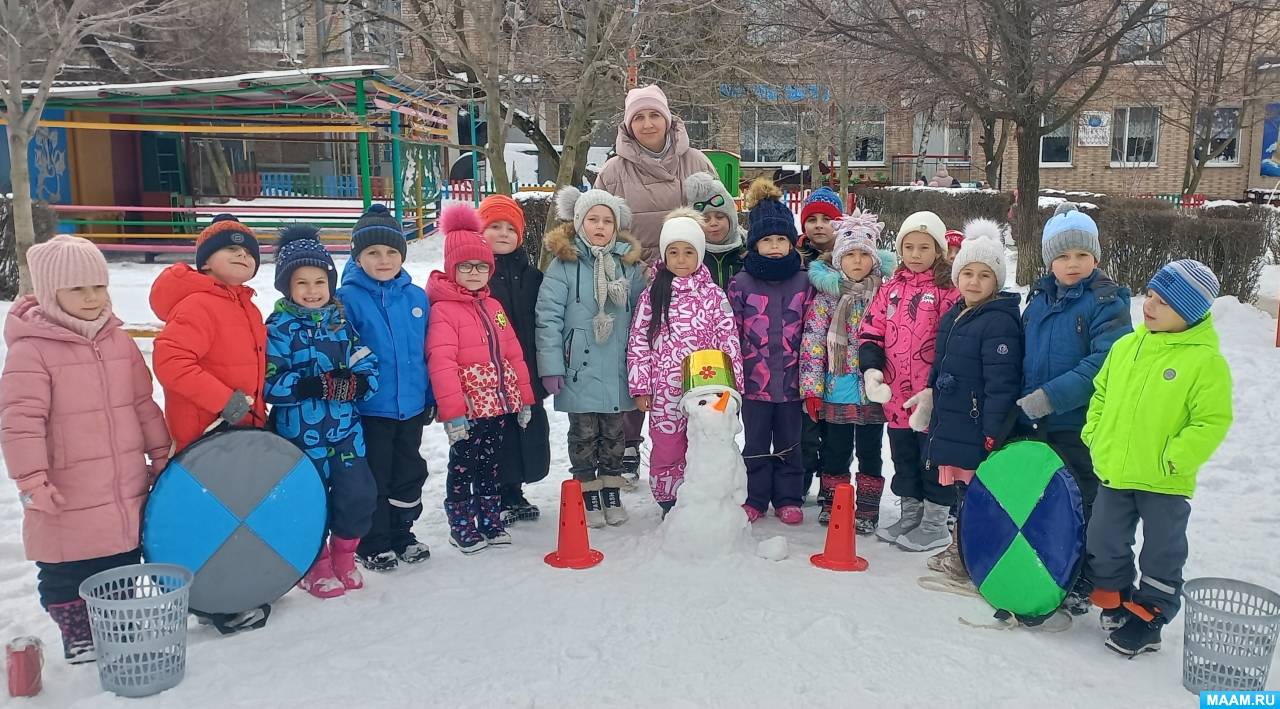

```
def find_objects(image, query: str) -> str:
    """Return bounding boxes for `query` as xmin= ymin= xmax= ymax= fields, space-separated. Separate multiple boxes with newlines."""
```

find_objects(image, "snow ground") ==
xmin=1 ymin=239 xmax=1278 ymax=708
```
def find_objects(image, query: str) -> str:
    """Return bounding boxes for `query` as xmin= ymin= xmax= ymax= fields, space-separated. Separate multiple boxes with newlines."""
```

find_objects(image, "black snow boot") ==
xmin=1106 ymin=605 xmax=1165 ymax=657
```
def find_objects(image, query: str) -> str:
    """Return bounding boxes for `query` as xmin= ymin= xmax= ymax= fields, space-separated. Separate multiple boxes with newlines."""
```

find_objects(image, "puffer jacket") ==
xmin=856 ymin=267 xmax=961 ymax=428
xmin=150 ymin=263 xmax=266 ymax=451
xmin=925 ymin=293 xmax=1024 ymax=471
xmin=1 ymin=297 xmax=171 ymax=562
xmin=800 ymin=254 xmax=895 ymax=408
xmin=1022 ymin=269 xmax=1132 ymax=433
xmin=490 ymin=248 xmax=546 ymax=400
xmin=535 ymin=224 xmax=645 ymax=414
xmin=595 ymin=117 xmax=715 ymax=261
xmin=1083 ymin=318 xmax=1232 ymax=498
xmin=626 ymin=264 xmax=744 ymax=435
xmin=337 ymin=260 xmax=433 ymax=421
xmin=425 ymin=272 xmax=535 ymax=422
xmin=264 ymin=299 xmax=379 ymax=451
xmin=727 ymin=268 xmax=812 ymax=402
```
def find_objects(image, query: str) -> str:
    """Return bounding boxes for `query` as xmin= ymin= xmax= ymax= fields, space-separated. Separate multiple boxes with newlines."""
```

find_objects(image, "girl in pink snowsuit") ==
xmin=856 ymin=211 xmax=960 ymax=545
xmin=627 ymin=209 xmax=743 ymax=513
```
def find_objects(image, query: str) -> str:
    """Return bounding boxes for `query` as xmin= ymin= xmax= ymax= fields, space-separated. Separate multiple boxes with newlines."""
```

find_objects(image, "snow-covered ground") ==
xmin=1 ymin=240 xmax=1278 ymax=708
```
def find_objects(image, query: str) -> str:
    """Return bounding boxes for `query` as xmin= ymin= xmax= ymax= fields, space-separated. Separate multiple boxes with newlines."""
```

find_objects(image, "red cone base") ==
xmin=810 ymin=483 xmax=868 ymax=572
xmin=544 ymin=479 xmax=603 ymax=569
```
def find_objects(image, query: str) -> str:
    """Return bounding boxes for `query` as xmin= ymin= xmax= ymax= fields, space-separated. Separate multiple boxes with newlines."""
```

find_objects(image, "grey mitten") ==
xmin=1016 ymin=388 xmax=1054 ymax=420
xmin=220 ymin=390 xmax=252 ymax=424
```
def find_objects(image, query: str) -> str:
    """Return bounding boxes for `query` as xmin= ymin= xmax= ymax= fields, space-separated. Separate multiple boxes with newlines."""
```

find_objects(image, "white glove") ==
xmin=864 ymin=369 xmax=891 ymax=404
xmin=905 ymin=388 xmax=934 ymax=432
xmin=517 ymin=406 xmax=532 ymax=429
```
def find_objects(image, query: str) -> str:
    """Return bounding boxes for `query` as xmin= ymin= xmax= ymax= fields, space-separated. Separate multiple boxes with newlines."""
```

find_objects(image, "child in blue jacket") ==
xmin=337 ymin=205 xmax=435 ymax=571
xmin=1017 ymin=202 xmax=1132 ymax=608
xmin=265 ymin=226 xmax=378 ymax=598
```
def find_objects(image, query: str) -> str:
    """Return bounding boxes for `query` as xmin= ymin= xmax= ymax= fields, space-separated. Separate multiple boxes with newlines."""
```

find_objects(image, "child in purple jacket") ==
xmin=727 ymin=179 xmax=813 ymax=524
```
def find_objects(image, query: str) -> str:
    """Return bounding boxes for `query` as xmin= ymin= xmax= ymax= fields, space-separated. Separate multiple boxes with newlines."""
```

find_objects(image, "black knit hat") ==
xmin=351 ymin=204 xmax=407 ymax=259
xmin=274 ymin=224 xmax=337 ymax=297
xmin=196 ymin=214 xmax=260 ymax=273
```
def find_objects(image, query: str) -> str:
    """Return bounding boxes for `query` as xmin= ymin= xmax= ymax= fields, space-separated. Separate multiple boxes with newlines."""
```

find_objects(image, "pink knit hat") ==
xmin=623 ymin=84 xmax=673 ymax=132
xmin=439 ymin=204 xmax=495 ymax=276
xmin=27 ymin=234 xmax=111 ymax=335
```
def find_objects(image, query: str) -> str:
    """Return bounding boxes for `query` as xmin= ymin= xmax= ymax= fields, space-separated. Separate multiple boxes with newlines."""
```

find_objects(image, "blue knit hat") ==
xmin=801 ymin=186 xmax=844 ymax=224
xmin=351 ymin=204 xmax=407 ymax=259
xmin=274 ymin=224 xmax=337 ymax=297
xmin=1041 ymin=202 xmax=1100 ymax=267
xmin=1148 ymin=259 xmax=1219 ymax=325
xmin=745 ymin=178 xmax=798 ymax=248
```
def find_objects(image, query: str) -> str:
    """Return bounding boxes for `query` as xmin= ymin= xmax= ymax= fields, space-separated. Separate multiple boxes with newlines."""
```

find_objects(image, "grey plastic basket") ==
xmin=1182 ymin=577 xmax=1280 ymax=694
xmin=79 ymin=563 xmax=192 ymax=698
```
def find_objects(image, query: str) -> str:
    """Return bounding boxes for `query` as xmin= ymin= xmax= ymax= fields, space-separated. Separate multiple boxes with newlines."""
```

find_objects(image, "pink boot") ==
xmin=329 ymin=536 xmax=364 ymax=590
xmin=299 ymin=543 xmax=345 ymax=599
xmin=776 ymin=505 xmax=804 ymax=525
xmin=742 ymin=504 xmax=764 ymax=523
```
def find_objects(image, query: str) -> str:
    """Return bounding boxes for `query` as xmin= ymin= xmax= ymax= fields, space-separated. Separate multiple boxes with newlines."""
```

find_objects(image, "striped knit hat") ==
xmin=274 ymin=224 xmax=336 ymax=297
xmin=1148 ymin=259 xmax=1219 ymax=325
xmin=28 ymin=234 xmax=112 ymax=337
xmin=351 ymin=204 xmax=407 ymax=259
xmin=196 ymin=214 xmax=260 ymax=273
xmin=800 ymin=186 xmax=844 ymax=224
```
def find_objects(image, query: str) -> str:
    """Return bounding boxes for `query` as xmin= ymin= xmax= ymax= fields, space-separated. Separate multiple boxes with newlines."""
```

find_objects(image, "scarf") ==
xmin=588 ymin=242 xmax=630 ymax=343
xmin=637 ymin=132 xmax=672 ymax=161
xmin=705 ymin=227 xmax=744 ymax=254
xmin=827 ymin=274 xmax=881 ymax=374
xmin=34 ymin=301 xmax=111 ymax=341
xmin=743 ymin=250 xmax=802 ymax=282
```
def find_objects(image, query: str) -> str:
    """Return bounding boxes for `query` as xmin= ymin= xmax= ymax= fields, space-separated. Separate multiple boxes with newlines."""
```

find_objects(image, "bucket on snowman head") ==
xmin=681 ymin=349 xmax=740 ymax=405
xmin=1181 ymin=577 xmax=1280 ymax=694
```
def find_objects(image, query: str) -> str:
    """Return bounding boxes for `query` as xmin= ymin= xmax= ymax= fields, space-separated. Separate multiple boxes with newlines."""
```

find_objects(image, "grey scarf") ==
xmin=827 ymin=274 xmax=880 ymax=373
xmin=589 ymin=243 xmax=630 ymax=343
xmin=705 ymin=226 xmax=744 ymax=254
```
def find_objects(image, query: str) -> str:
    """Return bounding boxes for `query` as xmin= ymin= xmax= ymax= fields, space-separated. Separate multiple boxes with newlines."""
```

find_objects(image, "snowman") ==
xmin=660 ymin=350 xmax=752 ymax=559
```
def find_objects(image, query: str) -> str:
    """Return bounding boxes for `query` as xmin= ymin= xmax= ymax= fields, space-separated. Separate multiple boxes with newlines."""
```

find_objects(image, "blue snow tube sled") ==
xmin=142 ymin=428 xmax=327 ymax=615
xmin=958 ymin=441 xmax=1086 ymax=622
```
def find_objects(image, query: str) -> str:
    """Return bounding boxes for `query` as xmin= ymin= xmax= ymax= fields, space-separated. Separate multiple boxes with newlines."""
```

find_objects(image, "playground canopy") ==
xmin=6 ymin=65 xmax=453 ymax=256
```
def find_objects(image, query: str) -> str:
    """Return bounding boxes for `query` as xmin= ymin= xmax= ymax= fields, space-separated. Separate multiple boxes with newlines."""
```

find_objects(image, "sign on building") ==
xmin=1078 ymin=112 xmax=1111 ymax=147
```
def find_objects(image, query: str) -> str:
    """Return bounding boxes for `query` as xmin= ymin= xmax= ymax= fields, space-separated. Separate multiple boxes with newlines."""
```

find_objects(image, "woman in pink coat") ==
xmin=855 ymin=211 xmax=960 ymax=544
xmin=426 ymin=205 xmax=535 ymax=553
xmin=0 ymin=235 xmax=171 ymax=664
xmin=627 ymin=210 xmax=743 ymax=514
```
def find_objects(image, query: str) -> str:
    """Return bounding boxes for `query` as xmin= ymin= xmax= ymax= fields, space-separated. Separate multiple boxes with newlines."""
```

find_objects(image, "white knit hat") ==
xmin=895 ymin=210 xmax=948 ymax=254
xmin=951 ymin=218 xmax=1007 ymax=287
xmin=660 ymin=208 xmax=707 ymax=263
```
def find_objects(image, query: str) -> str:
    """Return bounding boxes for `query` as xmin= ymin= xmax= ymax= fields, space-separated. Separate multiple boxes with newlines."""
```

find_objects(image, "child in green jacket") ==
xmin=1083 ymin=259 xmax=1232 ymax=658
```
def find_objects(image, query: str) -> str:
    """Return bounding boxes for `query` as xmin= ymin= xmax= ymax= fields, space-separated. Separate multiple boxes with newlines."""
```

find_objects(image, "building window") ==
xmin=1196 ymin=107 xmax=1240 ymax=166
xmin=1118 ymin=2 xmax=1167 ymax=63
xmin=673 ymin=105 xmax=712 ymax=147
xmin=1111 ymin=107 xmax=1160 ymax=165
xmin=357 ymin=0 xmax=404 ymax=57
xmin=913 ymin=111 xmax=971 ymax=163
xmin=741 ymin=105 xmax=804 ymax=163
xmin=247 ymin=0 xmax=305 ymax=54
xmin=1040 ymin=112 xmax=1073 ymax=165
xmin=846 ymin=107 xmax=886 ymax=165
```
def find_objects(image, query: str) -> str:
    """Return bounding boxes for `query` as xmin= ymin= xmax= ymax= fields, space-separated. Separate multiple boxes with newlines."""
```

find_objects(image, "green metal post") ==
xmin=391 ymin=110 xmax=403 ymax=222
xmin=356 ymin=79 xmax=373 ymax=208
xmin=469 ymin=101 xmax=480 ymax=207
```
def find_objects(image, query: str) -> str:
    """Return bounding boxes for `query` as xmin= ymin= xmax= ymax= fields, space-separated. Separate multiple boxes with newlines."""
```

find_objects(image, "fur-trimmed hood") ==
xmin=542 ymin=222 xmax=643 ymax=265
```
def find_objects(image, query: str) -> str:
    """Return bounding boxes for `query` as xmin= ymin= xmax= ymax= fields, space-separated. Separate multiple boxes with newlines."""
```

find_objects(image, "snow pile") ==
xmin=1037 ymin=195 xmax=1098 ymax=210
xmin=885 ymin=184 xmax=999 ymax=195
xmin=660 ymin=391 xmax=751 ymax=560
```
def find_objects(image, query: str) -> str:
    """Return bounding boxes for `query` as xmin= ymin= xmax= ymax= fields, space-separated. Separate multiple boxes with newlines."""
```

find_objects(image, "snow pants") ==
xmin=820 ymin=422 xmax=885 ymax=478
xmin=1087 ymin=486 xmax=1191 ymax=620
xmin=742 ymin=399 xmax=805 ymax=512
xmin=35 ymin=548 xmax=140 ymax=609
xmin=567 ymin=412 xmax=626 ymax=483
xmin=292 ymin=428 xmax=377 ymax=540
xmin=446 ymin=416 xmax=506 ymax=503
xmin=359 ymin=411 xmax=429 ymax=557
xmin=648 ymin=428 xmax=688 ymax=504
xmin=888 ymin=427 xmax=953 ymax=506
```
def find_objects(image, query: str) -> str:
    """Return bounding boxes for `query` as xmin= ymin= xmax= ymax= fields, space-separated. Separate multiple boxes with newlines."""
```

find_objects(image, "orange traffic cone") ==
xmin=811 ymin=483 xmax=868 ymax=572
xmin=544 ymin=479 xmax=604 ymax=569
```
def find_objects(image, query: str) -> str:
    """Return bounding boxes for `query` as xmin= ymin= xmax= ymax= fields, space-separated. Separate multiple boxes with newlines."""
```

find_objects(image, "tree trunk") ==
xmin=838 ymin=110 xmax=850 ymax=201
xmin=485 ymin=90 xmax=511 ymax=194
xmin=1013 ymin=124 xmax=1044 ymax=286
xmin=9 ymin=129 xmax=35 ymax=296
xmin=982 ymin=118 xmax=1009 ymax=187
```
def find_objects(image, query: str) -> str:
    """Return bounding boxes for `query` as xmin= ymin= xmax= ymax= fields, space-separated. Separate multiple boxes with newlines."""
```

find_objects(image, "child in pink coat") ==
xmin=856 ymin=211 xmax=960 ymax=547
xmin=427 ymin=205 xmax=536 ymax=553
xmin=627 ymin=209 xmax=743 ymax=514
xmin=0 ymin=235 xmax=171 ymax=664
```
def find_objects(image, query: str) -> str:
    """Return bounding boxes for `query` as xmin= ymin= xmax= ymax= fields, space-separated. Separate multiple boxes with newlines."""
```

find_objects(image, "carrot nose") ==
xmin=712 ymin=391 xmax=731 ymax=412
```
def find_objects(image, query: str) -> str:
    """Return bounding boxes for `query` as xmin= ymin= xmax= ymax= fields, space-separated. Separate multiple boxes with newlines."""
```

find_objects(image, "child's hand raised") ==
xmin=634 ymin=395 xmax=652 ymax=412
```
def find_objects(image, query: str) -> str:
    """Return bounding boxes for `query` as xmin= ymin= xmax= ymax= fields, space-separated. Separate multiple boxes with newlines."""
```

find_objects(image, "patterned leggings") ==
xmin=445 ymin=416 xmax=506 ymax=503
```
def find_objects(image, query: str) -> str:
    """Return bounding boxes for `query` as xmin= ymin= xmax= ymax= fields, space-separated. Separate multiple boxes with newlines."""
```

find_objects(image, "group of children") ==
xmin=2 ymin=173 xmax=1232 ymax=664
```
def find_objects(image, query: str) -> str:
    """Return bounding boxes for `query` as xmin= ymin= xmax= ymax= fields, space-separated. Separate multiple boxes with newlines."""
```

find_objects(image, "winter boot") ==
xmin=600 ymin=475 xmax=629 ymax=526
xmin=742 ymin=504 xmax=764 ymax=523
xmin=397 ymin=541 xmax=431 ymax=564
xmin=855 ymin=473 xmax=885 ymax=536
xmin=926 ymin=539 xmax=968 ymax=581
xmin=776 ymin=505 xmax=804 ymax=525
xmin=582 ymin=479 xmax=607 ymax=528
xmin=357 ymin=550 xmax=399 ymax=572
xmin=47 ymin=599 xmax=95 ymax=664
xmin=477 ymin=495 xmax=512 ymax=546
xmin=895 ymin=500 xmax=952 ymax=552
xmin=507 ymin=485 xmax=540 ymax=521
xmin=876 ymin=497 xmax=924 ymax=543
xmin=817 ymin=474 xmax=847 ymax=526
xmin=298 ymin=543 xmax=346 ymax=598
xmin=1091 ymin=588 xmax=1133 ymax=631
xmin=621 ymin=446 xmax=641 ymax=490
xmin=1106 ymin=603 xmax=1165 ymax=656
xmin=445 ymin=500 xmax=488 ymax=554
xmin=329 ymin=536 xmax=364 ymax=590
xmin=1061 ymin=576 xmax=1094 ymax=616
xmin=658 ymin=499 xmax=676 ymax=518
xmin=500 ymin=484 xmax=523 ymax=525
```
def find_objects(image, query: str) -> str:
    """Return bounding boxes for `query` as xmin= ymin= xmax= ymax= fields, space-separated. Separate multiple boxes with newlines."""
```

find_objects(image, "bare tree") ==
xmin=1 ymin=0 xmax=195 ymax=295
xmin=793 ymin=0 xmax=1234 ymax=284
